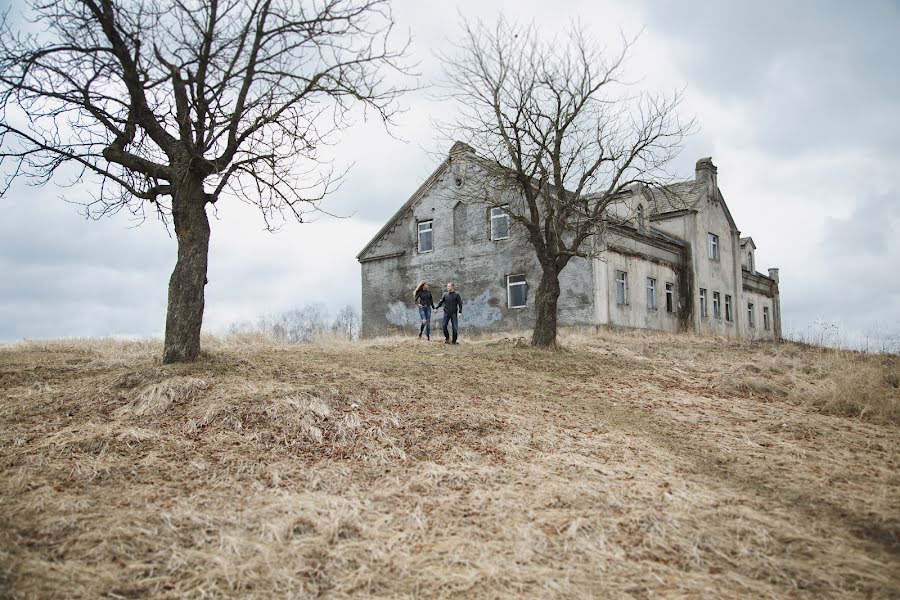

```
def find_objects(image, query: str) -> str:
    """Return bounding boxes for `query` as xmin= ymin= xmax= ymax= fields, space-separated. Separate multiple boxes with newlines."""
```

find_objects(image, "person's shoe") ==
xmin=444 ymin=339 xmax=450 ymax=344
xmin=452 ymin=340 xmax=458 ymax=344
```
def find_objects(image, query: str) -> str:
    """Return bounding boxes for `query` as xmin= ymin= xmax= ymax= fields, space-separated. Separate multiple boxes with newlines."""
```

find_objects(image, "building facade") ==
xmin=357 ymin=143 xmax=781 ymax=340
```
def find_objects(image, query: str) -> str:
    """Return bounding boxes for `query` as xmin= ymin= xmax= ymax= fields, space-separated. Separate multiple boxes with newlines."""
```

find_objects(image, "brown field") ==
xmin=1 ymin=330 xmax=898 ymax=599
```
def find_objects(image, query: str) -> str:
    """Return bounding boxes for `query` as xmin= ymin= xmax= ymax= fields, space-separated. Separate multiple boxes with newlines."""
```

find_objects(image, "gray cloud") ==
xmin=1 ymin=0 xmax=898 ymax=347
xmin=638 ymin=0 xmax=900 ymax=156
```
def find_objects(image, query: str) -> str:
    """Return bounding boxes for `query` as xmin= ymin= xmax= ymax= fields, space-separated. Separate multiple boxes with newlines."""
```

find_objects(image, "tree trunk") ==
xmin=162 ymin=174 xmax=210 ymax=364
xmin=532 ymin=266 xmax=561 ymax=348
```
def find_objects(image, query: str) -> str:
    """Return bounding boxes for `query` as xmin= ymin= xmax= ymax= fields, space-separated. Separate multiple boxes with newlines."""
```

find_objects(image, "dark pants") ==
xmin=442 ymin=311 xmax=458 ymax=342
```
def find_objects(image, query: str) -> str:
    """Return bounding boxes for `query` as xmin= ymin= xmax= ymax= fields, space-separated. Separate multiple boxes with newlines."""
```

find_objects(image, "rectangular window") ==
xmin=646 ymin=277 xmax=657 ymax=310
xmin=615 ymin=271 xmax=628 ymax=305
xmin=725 ymin=294 xmax=733 ymax=322
xmin=490 ymin=205 xmax=510 ymax=241
xmin=665 ymin=282 xmax=675 ymax=313
xmin=763 ymin=306 xmax=770 ymax=330
xmin=708 ymin=233 xmax=720 ymax=260
xmin=507 ymin=274 xmax=527 ymax=308
xmin=699 ymin=288 xmax=707 ymax=317
xmin=417 ymin=220 xmax=433 ymax=253
xmin=712 ymin=291 xmax=721 ymax=319
xmin=748 ymin=302 xmax=755 ymax=328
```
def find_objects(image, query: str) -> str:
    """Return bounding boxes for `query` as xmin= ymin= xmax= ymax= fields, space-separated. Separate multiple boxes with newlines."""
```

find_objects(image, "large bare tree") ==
xmin=0 ymin=0 xmax=408 ymax=362
xmin=440 ymin=19 xmax=693 ymax=348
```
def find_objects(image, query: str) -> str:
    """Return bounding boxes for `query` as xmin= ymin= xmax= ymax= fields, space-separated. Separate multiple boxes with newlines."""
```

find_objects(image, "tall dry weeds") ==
xmin=1 ymin=330 xmax=897 ymax=598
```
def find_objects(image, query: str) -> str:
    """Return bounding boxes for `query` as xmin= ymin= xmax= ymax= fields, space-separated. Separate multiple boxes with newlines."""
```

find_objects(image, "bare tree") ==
xmin=331 ymin=304 xmax=359 ymax=340
xmin=440 ymin=18 xmax=693 ymax=348
xmin=0 ymin=0 xmax=408 ymax=362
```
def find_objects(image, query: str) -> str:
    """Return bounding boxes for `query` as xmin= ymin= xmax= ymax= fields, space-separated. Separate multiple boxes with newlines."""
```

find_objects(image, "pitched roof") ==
xmin=642 ymin=179 xmax=706 ymax=215
xmin=740 ymin=236 xmax=756 ymax=248
xmin=356 ymin=157 xmax=452 ymax=260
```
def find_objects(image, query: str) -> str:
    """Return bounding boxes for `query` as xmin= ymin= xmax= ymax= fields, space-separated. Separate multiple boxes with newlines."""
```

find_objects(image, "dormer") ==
xmin=740 ymin=237 xmax=757 ymax=272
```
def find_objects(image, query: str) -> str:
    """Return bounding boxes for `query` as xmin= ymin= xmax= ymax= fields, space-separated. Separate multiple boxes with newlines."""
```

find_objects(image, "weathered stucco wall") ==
xmin=360 ymin=148 xmax=782 ymax=341
xmin=360 ymin=159 xmax=595 ymax=337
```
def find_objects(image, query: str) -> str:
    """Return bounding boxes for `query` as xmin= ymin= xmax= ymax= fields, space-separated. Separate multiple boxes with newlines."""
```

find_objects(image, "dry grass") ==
xmin=0 ymin=330 xmax=897 ymax=599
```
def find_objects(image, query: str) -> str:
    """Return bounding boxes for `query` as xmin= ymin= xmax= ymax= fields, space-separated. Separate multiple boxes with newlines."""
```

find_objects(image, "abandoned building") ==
xmin=357 ymin=142 xmax=782 ymax=340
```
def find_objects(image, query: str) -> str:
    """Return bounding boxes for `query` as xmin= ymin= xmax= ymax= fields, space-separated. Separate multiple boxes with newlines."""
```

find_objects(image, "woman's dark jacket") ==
xmin=415 ymin=289 xmax=435 ymax=309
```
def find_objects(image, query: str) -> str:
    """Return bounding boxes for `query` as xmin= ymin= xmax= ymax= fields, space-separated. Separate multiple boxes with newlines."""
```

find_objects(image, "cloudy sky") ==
xmin=1 ymin=0 xmax=898 ymax=347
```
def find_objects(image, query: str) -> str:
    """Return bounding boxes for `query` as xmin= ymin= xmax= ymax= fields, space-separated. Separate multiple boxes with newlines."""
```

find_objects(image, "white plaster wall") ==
xmin=602 ymin=249 xmax=681 ymax=332
xmin=741 ymin=290 xmax=777 ymax=340
xmin=691 ymin=200 xmax=742 ymax=339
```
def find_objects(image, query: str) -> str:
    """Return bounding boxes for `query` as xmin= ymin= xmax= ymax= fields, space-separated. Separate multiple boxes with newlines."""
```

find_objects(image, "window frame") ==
xmin=646 ymin=277 xmax=657 ymax=310
xmin=506 ymin=274 xmax=527 ymax=308
xmin=763 ymin=306 xmax=770 ymax=330
xmin=699 ymin=288 xmax=708 ymax=318
xmin=417 ymin=219 xmax=434 ymax=253
xmin=712 ymin=291 xmax=721 ymax=319
xmin=724 ymin=294 xmax=733 ymax=322
xmin=748 ymin=302 xmax=755 ymax=328
xmin=708 ymin=233 xmax=720 ymax=261
xmin=615 ymin=270 xmax=628 ymax=306
xmin=665 ymin=282 xmax=675 ymax=313
xmin=490 ymin=205 xmax=510 ymax=241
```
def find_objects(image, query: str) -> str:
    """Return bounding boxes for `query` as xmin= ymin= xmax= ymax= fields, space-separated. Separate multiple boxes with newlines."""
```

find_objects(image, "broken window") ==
xmin=748 ymin=302 xmax=755 ymax=328
xmin=708 ymin=233 xmax=719 ymax=260
xmin=699 ymin=288 xmax=707 ymax=317
xmin=616 ymin=271 xmax=628 ymax=305
xmin=712 ymin=291 xmax=721 ymax=319
xmin=507 ymin=274 xmax=527 ymax=308
xmin=763 ymin=306 xmax=770 ymax=330
xmin=646 ymin=277 xmax=656 ymax=310
xmin=665 ymin=282 xmax=675 ymax=313
xmin=490 ymin=205 xmax=510 ymax=240
xmin=725 ymin=294 xmax=733 ymax=322
xmin=417 ymin=220 xmax=433 ymax=253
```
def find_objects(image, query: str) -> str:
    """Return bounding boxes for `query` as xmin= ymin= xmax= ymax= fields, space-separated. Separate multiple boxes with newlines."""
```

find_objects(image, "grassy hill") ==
xmin=1 ymin=330 xmax=898 ymax=598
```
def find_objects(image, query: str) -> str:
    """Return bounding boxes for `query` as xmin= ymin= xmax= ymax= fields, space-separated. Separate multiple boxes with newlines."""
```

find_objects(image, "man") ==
xmin=436 ymin=282 xmax=463 ymax=344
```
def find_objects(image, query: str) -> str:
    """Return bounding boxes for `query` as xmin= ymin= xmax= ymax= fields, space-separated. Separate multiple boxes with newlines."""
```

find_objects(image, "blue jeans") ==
xmin=442 ymin=311 xmax=458 ymax=342
xmin=418 ymin=305 xmax=432 ymax=337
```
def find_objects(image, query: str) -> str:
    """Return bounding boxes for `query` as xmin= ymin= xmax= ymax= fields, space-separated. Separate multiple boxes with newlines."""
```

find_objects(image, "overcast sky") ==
xmin=1 ymin=0 xmax=898 ymax=347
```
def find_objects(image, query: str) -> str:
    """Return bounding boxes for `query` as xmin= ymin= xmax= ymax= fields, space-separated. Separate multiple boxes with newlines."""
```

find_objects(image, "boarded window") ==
xmin=417 ymin=220 xmax=433 ymax=253
xmin=507 ymin=274 xmax=527 ymax=308
xmin=453 ymin=202 xmax=466 ymax=245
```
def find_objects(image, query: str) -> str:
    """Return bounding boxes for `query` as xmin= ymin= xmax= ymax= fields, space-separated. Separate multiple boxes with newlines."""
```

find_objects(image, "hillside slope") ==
xmin=1 ymin=331 xmax=898 ymax=598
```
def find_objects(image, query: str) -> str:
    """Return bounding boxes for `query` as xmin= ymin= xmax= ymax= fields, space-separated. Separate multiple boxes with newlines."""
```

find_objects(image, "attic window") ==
xmin=707 ymin=233 xmax=720 ymax=261
xmin=490 ymin=205 xmax=510 ymax=240
xmin=637 ymin=205 xmax=645 ymax=229
xmin=417 ymin=220 xmax=433 ymax=253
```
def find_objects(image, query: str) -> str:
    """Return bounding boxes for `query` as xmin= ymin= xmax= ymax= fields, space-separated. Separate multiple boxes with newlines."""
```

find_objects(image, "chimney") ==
xmin=768 ymin=268 xmax=779 ymax=283
xmin=449 ymin=141 xmax=474 ymax=187
xmin=695 ymin=157 xmax=718 ymax=199
xmin=449 ymin=141 xmax=475 ymax=158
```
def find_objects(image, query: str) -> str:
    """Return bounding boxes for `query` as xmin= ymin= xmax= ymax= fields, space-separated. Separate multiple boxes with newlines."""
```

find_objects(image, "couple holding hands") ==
xmin=413 ymin=280 xmax=464 ymax=344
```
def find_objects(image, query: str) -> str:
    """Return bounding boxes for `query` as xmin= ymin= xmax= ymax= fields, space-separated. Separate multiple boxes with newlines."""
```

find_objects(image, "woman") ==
xmin=413 ymin=280 xmax=436 ymax=340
